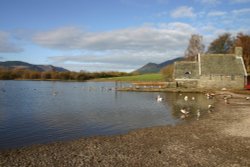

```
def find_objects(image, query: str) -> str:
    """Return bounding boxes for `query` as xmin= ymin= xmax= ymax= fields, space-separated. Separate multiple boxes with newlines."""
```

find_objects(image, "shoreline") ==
xmin=1 ymin=91 xmax=250 ymax=166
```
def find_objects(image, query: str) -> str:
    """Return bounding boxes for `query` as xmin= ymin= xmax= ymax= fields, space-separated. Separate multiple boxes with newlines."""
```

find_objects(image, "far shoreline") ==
xmin=2 ymin=79 xmax=250 ymax=94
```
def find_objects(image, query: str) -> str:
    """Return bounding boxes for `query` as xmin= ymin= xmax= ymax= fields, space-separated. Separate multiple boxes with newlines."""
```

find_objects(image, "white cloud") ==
xmin=33 ymin=27 xmax=85 ymax=50
xmin=39 ymin=23 xmax=197 ymax=71
xmin=33 ymin=23 xmax=196 ymax=52
xmin=0 ymin=31 xmax=23 ymax=53
xmin=207 ymin=11 xmax=227 ymax=17
xmin=49 ymin=49 xmax=184 ymax=72
xmin=170 ymin=6 xmax=196 ymax=18
xmin=232 ymin=8 xmax=250 ymax=15
xmin=53 ymin=62 xmax=138 ymax=72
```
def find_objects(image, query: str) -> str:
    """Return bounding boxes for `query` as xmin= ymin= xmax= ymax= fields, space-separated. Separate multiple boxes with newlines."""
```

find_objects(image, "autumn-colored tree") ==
xmin=22 ymin=70 xmax=31 ymax=79
xmin=185 ymin=34 xmax=205 ymax=61
xmin=160 ymin=64 xmax=174 ymax=81
xmin=207 ymin=33 xmax=234 ymax=54
xmin=234 ymin=33 xmax=250 ymax=73
xmin=30 ymin=71 xmax=41 ymax=79
xmin=41 ymin=72 xmax=52 ymax=80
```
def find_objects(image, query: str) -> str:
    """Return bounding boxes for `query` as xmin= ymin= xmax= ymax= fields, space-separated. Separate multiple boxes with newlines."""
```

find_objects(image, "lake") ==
xmin=0 ymin=81 xmax=214 ymax=150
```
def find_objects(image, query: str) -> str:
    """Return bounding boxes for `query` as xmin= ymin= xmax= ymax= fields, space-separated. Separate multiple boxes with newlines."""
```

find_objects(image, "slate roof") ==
xmin=174 ymin=53 xmax=246 ymax=79
xmin=200 ymin=54 xmax=245 ymax=76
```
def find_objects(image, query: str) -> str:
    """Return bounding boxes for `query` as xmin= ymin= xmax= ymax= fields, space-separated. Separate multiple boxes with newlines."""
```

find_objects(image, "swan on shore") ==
xmin=196 ymin=109 xmax=201 ymax=120
xmin=206 ymin=93 xmax=214 ymax=99
xmin=184 ymin=96 xmax=188 ymax=101
xmin=208 ymin=104 xmax=213 ymax=109
xmin=180 ymin=108 xmax=189 ymax=114
xmin=224 ymin=99 xmax=230 ymax=104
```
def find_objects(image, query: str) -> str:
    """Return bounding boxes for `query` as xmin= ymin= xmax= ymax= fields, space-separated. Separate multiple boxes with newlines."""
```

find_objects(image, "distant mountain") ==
xmin=134 ymin=57 xmax=183 ymax=74
xmin=0 ymin=61 xmax=69 ymax=72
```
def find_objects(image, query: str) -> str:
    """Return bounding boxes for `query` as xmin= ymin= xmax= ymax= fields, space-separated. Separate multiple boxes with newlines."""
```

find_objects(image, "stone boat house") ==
xmin=173 ymin=47 xmax=247 ymax=89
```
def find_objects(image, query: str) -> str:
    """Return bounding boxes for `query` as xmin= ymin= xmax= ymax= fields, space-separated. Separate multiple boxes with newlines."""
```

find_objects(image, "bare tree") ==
xmin=185 ymin=34 xmax=205 ymax=61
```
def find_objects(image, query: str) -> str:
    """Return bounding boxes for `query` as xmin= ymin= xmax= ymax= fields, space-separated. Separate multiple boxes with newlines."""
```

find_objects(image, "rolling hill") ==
xmin=0 ymin=61 xmax=69 ymax=72
xmin=133 ymin=57 xmax=183 ymax=74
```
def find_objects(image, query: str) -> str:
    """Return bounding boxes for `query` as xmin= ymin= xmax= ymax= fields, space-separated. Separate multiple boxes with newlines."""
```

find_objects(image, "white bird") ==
xmin=184 ymin=96 xmax=188 ymax=101
xmin=210 ymin=93 xmax=216 ymax=96
xmin=192 ymin=97 xmax=195 ymax=100
xmin=157 ymin=95 xmax=163 ymax=102
xmin=224 ymin=95 xmax=232 ymax=100
xmin=196 ymin=109 xmax=201 ymax=120
xmin=208 ymin=104 xmax=213 ymax=109
xmin=246 ymin=97 xmax=250 ymax=100
xmin=224 ymin=99 xmax=229 ymax=104
xmin=180 ymin=108 xmax=189 ymax=114
xmin=206 ymin=93 xmax=215 ymax=99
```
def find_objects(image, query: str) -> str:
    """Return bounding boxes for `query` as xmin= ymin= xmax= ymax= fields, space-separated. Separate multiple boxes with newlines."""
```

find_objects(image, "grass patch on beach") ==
xmin=94 ymin=73 xmax=165 ymax=82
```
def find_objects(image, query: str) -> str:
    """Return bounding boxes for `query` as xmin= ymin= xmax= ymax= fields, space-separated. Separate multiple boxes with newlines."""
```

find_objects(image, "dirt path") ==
xmin=1 ymin=91 xmax=250 ymax=167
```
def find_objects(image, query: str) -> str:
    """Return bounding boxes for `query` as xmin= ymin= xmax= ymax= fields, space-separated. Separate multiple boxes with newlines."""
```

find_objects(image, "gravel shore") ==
xmin=1 ymin=91 xmax=250 ymax=167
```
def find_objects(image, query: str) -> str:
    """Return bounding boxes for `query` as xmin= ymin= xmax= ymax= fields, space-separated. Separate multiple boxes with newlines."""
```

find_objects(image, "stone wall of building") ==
xmin=176 ymin=80 xmax=198 ymax=88
xmin=174 ymin=62 xmax=199 ymax=79
xmin=198 ymin=75 xmax=245 ymax=89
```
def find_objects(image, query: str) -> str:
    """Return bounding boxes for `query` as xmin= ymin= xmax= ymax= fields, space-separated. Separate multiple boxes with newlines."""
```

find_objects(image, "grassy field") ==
xmin=94 ymin=73 xmax=165 ymax=82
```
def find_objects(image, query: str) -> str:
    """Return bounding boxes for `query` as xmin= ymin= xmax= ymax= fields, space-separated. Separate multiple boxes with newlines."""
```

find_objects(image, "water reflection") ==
xmin=159 ymin=92 xmax=215 ymax=122
xmin=0 ymin=81 xmax=215 ymax=150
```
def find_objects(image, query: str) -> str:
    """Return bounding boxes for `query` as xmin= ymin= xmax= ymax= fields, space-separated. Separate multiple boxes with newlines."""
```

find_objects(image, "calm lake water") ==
xmin=0 ymin=81 xmax=214 ymax=150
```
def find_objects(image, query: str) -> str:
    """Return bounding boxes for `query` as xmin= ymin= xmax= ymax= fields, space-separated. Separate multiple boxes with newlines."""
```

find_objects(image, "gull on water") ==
xmin=157 ymin=95 xmax=163 ymax=102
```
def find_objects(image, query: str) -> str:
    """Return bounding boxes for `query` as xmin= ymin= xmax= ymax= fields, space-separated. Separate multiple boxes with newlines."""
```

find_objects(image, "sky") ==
xmin=0 ymin=0 xmax=250 ymax=72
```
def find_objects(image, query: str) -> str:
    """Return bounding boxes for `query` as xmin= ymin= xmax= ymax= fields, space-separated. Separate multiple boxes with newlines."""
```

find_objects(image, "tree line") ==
xmin=184 ymin=32 xmax=250 ymax=72
xmin=0 ymin=69 xmax=129 ymax=80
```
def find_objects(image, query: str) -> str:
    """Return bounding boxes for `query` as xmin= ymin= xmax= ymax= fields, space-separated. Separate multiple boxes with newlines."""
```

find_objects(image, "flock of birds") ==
xmin=156 ymin=92 xmax=216 ymax=120
xmin=1 ymin=84 xmax=250 ymax=120
xmin=179 ymin=93 xmax=215 ymax=120
xmin=51 ymin=86 xmax=117 ymax=96
xmin=156 ymin=92 xmax=250 ymax=120
xmin=0 ymin=85 xmax=118 ymax=98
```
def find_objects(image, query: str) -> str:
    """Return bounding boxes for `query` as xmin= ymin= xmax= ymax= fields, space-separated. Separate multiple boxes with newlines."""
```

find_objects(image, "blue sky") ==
xmin=0 ymin=0 xmax=250 ymax=72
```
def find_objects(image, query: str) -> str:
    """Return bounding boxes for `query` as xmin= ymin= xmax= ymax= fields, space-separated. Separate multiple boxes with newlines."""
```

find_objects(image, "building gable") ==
xmin=174 ymin=61 xmax=199 ymax=79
